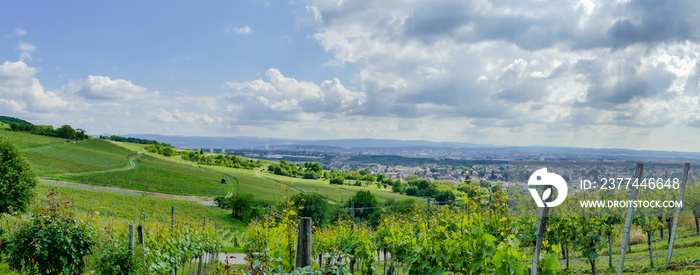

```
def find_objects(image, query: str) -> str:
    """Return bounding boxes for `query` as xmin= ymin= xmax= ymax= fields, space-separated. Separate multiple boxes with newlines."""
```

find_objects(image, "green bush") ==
xmin=405 ymin=187 xmax=419 ymax=196
xmin=5 ymin=189 xmax=96 ymax=275
xmin=96 ymin=238 xmax=146 ymax=275
xmin=0 ymin=136 xmax=37 ymax=214
xmin=228 ymin=192 xmax=265 ymax=222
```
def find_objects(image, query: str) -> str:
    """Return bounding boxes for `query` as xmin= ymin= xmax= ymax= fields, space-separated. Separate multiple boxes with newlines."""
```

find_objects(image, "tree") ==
xmin=392 ymin=179 xmax=406 ymax=193
xmin=434 ymin=190 xmax=456 ymax=204
xmin=347 ymin=190 xmax=379 ymax=224
xmin=56 ymin=124 xmax=77 ymax=139
xmin=329 ymin=177 xmax=345 ymax=185
xmin=291 ymin=193 xmax=330 ymax=225
xmin=227 ymin=192 xmax=261 ymax=222
xmin=0 ymin=136 xmax=37 ymax=214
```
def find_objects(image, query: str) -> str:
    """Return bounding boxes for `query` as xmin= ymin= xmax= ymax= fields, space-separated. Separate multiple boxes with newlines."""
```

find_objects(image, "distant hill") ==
xmin=0 ymin=115 xmax=33 ymax=126
xmin=121 ymin=134 xmax=489 ymax=149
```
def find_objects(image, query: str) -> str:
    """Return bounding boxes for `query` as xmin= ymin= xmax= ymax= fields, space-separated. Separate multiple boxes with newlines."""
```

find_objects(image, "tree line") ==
xmin=180 ymin=149 xmax=263 ymax=169
xmin=99 ymin=135 xmax=173 ymax=147
xmin=9 ymin=123 xmax=88 ymax=140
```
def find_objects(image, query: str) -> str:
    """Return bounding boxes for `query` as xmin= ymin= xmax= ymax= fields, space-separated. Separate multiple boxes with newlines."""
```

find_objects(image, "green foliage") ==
xmin=347 ymin=190 xmax=379 ymax=224
xmin=10 ymin=123 xmax=88 ymax=141
xmin=227 ymin=192 xmax=264 ymax=222
xmin=244 ymin=189 xmax=299 ymax=272
xmin=0 ymin=116 xmax=32 ymax=126
xmin=0 ymin=136 xmax=37 ymax=214
xmin=5 ymin=190 xmax=96 ymax=275
xmin=405 ymin=187 xmax=418 ymax=196
xmin=99 ymin=135 xmax=172 ymax=147
xmin=145 ymin=143 xmax=177 ymax=156
xmin=391 ymin=179 xmax=406 ymax=193
xmin=329 ymin=177 xmax=345 ymax=185
xmin=182 ymin=151 xmax=262 ymax=169
xmin=290 ymin=193 xmax=330 ymax=225
xmin=95 ymin=237 xmax=147 ymax=275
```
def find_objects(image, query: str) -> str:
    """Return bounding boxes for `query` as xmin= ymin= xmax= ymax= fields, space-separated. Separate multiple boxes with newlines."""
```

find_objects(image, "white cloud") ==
xmin=225 ymin=68 xmax=364 ymax=122
xmin=17 ymin=42 xmax=36 ymax=61
xmin=0 ymin=61 xmax=71 ymax=113
xmin=14 ymin=28 xmax=27 ymax=36
xmin=74 ymin=75 xmax=149 ymax=100
xmin=234 ymin=26 xmax=252 ymax=34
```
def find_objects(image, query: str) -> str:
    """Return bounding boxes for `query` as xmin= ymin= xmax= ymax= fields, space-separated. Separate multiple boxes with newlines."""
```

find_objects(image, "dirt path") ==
xmin=39 ymin=179 xmax=211 ymax=203
xmin=255 ymin=168 xmax=336 ymax=205
xmin=54 ymin=154 xmax=141 ymax=177
xmin=199 ymin=179 xmax=235 ymax=206
xmin=255 ymin=168 xmax=303 ymax=193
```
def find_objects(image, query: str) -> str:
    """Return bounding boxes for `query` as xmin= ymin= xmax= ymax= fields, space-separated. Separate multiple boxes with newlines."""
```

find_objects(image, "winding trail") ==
xmin=39 ymin=179 xmax=210 ymax=203
xmin=255 ymin=168 xmax=336 ymax=205
xmin=53 ymin=154 xmax=141 ymax=178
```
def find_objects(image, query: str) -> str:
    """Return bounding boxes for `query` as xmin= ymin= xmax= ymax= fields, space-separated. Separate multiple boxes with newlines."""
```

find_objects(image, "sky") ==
xmin=2 ymin=0 xmax=700 ymax=152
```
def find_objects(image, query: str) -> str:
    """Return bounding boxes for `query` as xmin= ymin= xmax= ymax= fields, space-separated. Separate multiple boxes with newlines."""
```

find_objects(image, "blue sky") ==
xmin=3 ymin=0 xmax=700 ymax=151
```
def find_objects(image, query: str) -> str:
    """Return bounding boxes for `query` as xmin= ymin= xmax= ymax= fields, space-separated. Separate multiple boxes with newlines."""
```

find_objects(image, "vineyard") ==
xmin=242 ymin=175 xmax=700 ymax=275
xmin=0 ymin=190 xmax=223 ymax=275
xmin=56 ymin=155 xmax=227 ymax=196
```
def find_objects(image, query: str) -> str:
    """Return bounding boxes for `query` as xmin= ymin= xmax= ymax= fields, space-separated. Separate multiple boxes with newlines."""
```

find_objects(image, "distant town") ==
xmin=196 ymin=142 xmax=698 ymax=194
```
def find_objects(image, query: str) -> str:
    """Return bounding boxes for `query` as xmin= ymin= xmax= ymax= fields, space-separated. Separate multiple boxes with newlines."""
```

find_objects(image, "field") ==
xmin=56 ymin=155 xmax=229 ymax=196
xmin=201 ymin=166 xmax=297 ymax=201
xmin=35 ymin=182 xmax=246 ymax=232
xmin=259 ymin=171 xmax=427 ymax=204
xmin=0 ymin=129 xmax=65 ymax=149
xmin=1 ymin=130 xmax=135 ymax=176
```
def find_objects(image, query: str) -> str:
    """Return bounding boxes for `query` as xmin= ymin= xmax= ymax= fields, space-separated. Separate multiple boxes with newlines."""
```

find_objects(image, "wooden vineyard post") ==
xmin=128 ymin=224 xmax=134 ymax=250
xmin=197 ymin=217 xmax=207 ymax=275
xmin=350 ymin=202 xmax=355 ymax=229
xmin=427 ymin=199 xmax=431 ymax=230
xmin=138 ymin=225 xmax=144 ymax=245
xmin=531 ymin=185 xmax=551 ymax=275
xmin=295 ymin=217 xmax=313 ymax=268
xmin=618 ymin=163 xmax=644 ymax=275
xmin=171 ymin=206 xmax=175 ymax=231
xmin=665 ymin=163 xmax=690 ymax=268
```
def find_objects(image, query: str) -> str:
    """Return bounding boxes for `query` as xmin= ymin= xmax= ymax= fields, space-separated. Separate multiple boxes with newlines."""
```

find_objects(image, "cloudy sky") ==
xmin=2 ymin=0 xmax=700 ymax=151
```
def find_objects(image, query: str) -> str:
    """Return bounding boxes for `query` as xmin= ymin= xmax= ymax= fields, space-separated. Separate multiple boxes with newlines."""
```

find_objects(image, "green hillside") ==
xmin=0 ymin=129 xmax=65 ymax=149
xmin=0 ymin=115 xmax=33 ymax=126
xmin=35 ymin=182 xmax=245 ymax=231
xmin=57 ymin=155 xmax=227 ymax=196
xmin=24 ymin=139 xmax=136 ymax=176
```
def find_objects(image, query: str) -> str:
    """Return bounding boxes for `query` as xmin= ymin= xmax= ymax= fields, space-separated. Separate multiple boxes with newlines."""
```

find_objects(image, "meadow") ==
xmin=56 ymin=155 xmax=228 ymax=196
xmin=34 ymin=182 xmax=246 ymax=232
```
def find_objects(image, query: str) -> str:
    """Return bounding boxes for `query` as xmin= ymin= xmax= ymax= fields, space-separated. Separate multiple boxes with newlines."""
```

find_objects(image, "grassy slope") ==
xmin=201 ymin=165 xmax=296 ymax=202
xmin=1 ymin=130 xmax=134 ymax=176
xmin=35 ymin=182 xmax=246 ymax=231
xmin=57 ymin=155 xmax=227 ymax=196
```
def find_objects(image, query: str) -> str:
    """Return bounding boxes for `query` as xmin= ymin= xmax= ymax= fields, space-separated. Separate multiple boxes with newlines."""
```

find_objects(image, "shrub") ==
xmin=96 ymin=238 xmax=146 ymax=275
xmin=0 ymin=136 xmax=37 ymax=214
xmin=228 ymin=192 xmax=264 ymax=222
xmin=329 ymin=177 xmax=345 ymax=185
xmin=405 ymin=187 xmax=419 ymax=196
xmin=5 ymin=189 xmax=96 ymax=275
